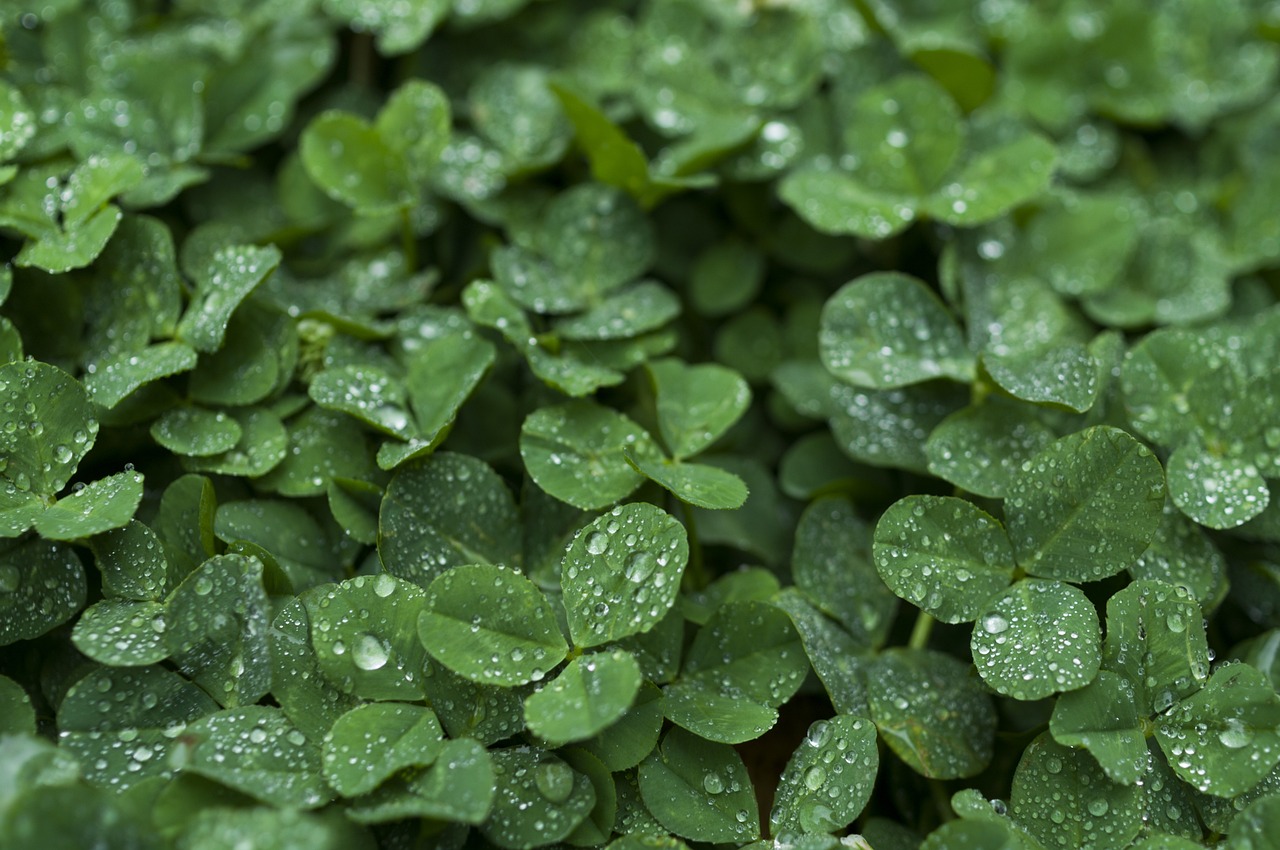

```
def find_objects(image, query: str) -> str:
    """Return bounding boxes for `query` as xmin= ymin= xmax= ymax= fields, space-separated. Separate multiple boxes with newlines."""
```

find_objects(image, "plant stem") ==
xmin=908 ymin=610 xmax=935 ymax=650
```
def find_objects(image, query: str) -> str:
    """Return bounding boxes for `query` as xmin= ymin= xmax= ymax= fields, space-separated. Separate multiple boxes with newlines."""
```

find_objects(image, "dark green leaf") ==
xmin=638 ymin=727 xmax=760 ymax=844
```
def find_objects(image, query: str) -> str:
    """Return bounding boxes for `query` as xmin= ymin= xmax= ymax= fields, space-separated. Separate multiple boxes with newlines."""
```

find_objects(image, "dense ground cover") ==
xmin=2 ymin=1 xmax=1280 ymax=848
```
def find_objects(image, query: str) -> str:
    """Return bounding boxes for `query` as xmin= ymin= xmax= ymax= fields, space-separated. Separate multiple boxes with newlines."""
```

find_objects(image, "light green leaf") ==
xmin=322 ymin=702 xmax=444 ymax=797
xmin=0 ymin=539 xmax=86 ymax=646
xmin=1155 ymin=663 xmax=1280 ymax=798
xmin=646 ymin=358 xmax=751 ymax=460
xmin=300 ymin=111 xmax=412 ymax=212
xmin=820 ymin=273 xmax=972 ymax=390
xmin=379 ymin=452 xmax=520 ymax=588
xmin=165 ymin=554 xmax=272 ymax=707
xmin=983 ymin=342 xmax=1100 ymax=413
xmin=376 ymin=79 xmax=451 ymax=175
xmin=1228 ymin=794 xmax=1280 ymax=850
xmin=777 ymin=164 xmax=916 ymax=240
xmin=71 ymin=599 xmax=168 ymax=666
xmin=525 ymin=650 xmax=642 ymax=746
xmin=1005 ymin=426 xmax=1165 ymax=582
xmin=177 ymin=244 xmax=282 ymax=354
xmin=15 ymin=205 xmax=122 ymax=273
xmin=0 ymin=81 xmax=35 ymax=161
xmin=309 ymin=364 xmax=414 ymax=439
xmin=625 ymin=452 xmax=749 ymax=510
xmin=867 ymin=648 xmax=996 ymax=779
xmin=186 ymin=706 xmax=331 ymax=810
xmin=84 ymin=342 xmax=197 ymax=408
xmin=873 ymin=495 xmax=1015 ymax=624
xmin=1167 ymin=442 xmax=1269 ymax=530
xmin=561 ymin=502 xmax=688 ymax=647
xmin=151 ymin=407 xmax=242 ymax=457
xmin=483 ymin=747 xmax=595 ymax=849
xmin=1102 ymin=580 xmax=1211 ymax=716
xmin=971 ymin=579 xmax=1101 ymax=701
xmin=770 ymin=715 xmax=878 ymax=835
xmin=470 ymin=63 xmax=570 ymax=170
xmin=306 ymin=573 xmax=432 ymax=701
xmin=1050 ymin=671 xmax=1147 ymax=785
xmin=638 ymin=727 xmax=760 ymax=844
xmin=521 ymin=402 xmax=656 ymax=510
xmin=842 ymin=75 xmax=965 ymax=197
xmin=346 ymin=737 xmax=494 ymax=825
xmin=925 ymin=399 xmax=1056 ymax=498
xmin=419 ymin=564 xmax=568 ymax=686
xmin=34 ymin=469 xmax=144 ymax=540
xmin=924 ymin=133 xmax=1058 ymax=226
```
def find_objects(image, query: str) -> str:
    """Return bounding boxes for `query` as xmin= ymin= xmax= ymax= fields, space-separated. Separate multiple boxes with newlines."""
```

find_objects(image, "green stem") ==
xmin=908 ymin=610 xmax=935 ymax=650
xmin=679 ymin=499 xmax=707 ymax=592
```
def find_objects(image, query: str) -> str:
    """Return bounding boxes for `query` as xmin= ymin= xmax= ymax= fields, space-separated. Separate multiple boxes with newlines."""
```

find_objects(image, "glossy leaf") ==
xmin=525 ymin=650 xmax=642 ymax=746
xmin=186 ymin=706 xmax=331 ymax=810
xmin=1005 ymin=426 xmax=1165 ymax=582
xmin=483 ymin=747 xmax=595 ymax=849
xmin=321 ymin=702 xmax=444 ymax=797
xmin=561 ymin=502 xmax=689 ymax=647
xmin=521 ymin=402 xmax=656 ymax=510
xmin=770 ymin=715 xmax=878 ymax=835
xmin=971 ymin=579 xmax=1101 ymax=701
xmin=1049 ymin=671 xmax=1147 ymax=785
xmin=418 ymin=564 xmax=567 ymax=686
xmin=638 ymin=727 xmax=760 ymax=844
xmin=873 ymin=495 xmax=1015 ymax=624
xmin=646 ymin=358 xmax=751 ymax=460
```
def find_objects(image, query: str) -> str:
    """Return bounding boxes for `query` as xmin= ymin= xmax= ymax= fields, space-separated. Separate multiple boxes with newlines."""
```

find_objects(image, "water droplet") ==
xmin=534 ymin=761 xmax=575 ymax=803
xmin=804 ymin=765 xmax=826 ymax=791
xmin=703 ymin=772 xmax=724 ymax=794
xmin=352 ymin=634 xmax=389 ymax=671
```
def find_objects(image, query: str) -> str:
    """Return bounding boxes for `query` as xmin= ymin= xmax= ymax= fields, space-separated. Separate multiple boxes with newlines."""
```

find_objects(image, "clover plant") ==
xmin=2 ymin=2 xmax=1280 ymax=849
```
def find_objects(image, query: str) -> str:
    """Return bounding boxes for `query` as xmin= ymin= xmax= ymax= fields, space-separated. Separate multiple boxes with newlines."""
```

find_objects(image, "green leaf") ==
xmin=323 ymin=0 xmax=448 ymax=55
xmin=1102 ymin=580 xmax=1211 ymax=715
xmin=300 ymin=111 xmax=412 ymax=212
xmin=470 ymin=64 xmax=570 ymax=171
xmin=777 ymin=164 xmax=917 ymax=240
xmin=181 ymin=408 xmax=288 ymax=478
xmin=0 ymin=539 xmax=86 ymax=646
xmin=1010 ymin=733 xmax=1144 ymax=850
xmin=419 ymin=564 xmax=568 ymax=686
xmin=71 ymin=599 xmax=168 ymax=666
xmin=150 ymin=407 xmax=242 ymax=457
xmin=58 ymin=665 xmax=219 ymax=792
xmin=828 ymin=379 xmax=969 ymax=474
xmin=1166 ymin=442 xmax=1270 ymax=529
xmin=270 ymin=594 xmax=362 ymax=743
xmin=520 ymin=402 xmax=655 ymax=510
xmin=176 ymin=244 xmax=282 ymax=354
xmin=186 ymin=705 xmax=331 ymax=810
xmin=259 ymin=408 xmax=377 ymax=498
xmin=920 ymin=818 xmax=1042 ymax=850
xmin=483 ymin=747 xmax=595 ymax=849
xmin=984 ymin=342 xmax=1100 ymax=413
xmin=321 ymin=702 xmax=444 ymax=797
xmin=305 ymin=573 xmax=432 ymax=701
xmin=532 ymin=183 xmax=654 ymax=298
xmin=646 ymin=358 xmax=751 ymax=460
xmin=680 ymin=600 xmax=808 ymax=709
xmin=1155 ymin=663 xmax=1280 ymax=797
xmin=404 ymin=332 xmax=495 ymax=441
xmin=34 ymin=469 xmax=145 ymax=540
xmin=660 ymin=682 xmax=779 ymax=745
xmin=326 ymin=477 xmax=382 ymax=545
xmin=625 ymin=451 xmax=749 ymax=510
xmin=1228 ymin=794 xmax=1280 ymax=850
xmin=177 ymin=807 xmax=374 ymax=850
xmin=923 ymin=133 xmax=1058 ymax=226
xmin=309 ymin=364 xmax=414 ymax=439
xmin=166 ymin=554 xmax=272 ymax=708
xmin=376 ymin=79 xmax=451 ymax=175
xmin=925 ymin=399 xmax=1056 ymax=498
xmin=346 ymin=737 xmax=494 ymax=825
xmin=770 ymin=715 xmax=879 ymax=835
xmin=525 ymin=650 xmax=642 ymax=746
xmin=0 ymin=81 xmax=35 ymax=161
xmin=0 ymin=674 xmax=35 ymax=735
xmin=638 ymin=727 xmax=760 ymax=843
xmin=1005 ymin=426 xmax=1165 ymax=582
xmin=867 ymin=648 xmax=996 ymax=779
xmin=1049 ymin=671 xmax=1147 ymax=785
xmin=85 ymin=341 xmax=198 ymax=408
xmin=378 ymin=452 xmax=520 ymax=588
xmin=793 ymin=498 xmax=896 ymax=649
xmin=971 ymin=578 xmax=1101 ymax=701
xmin=423 ymin=663 xmax=529 ymax=745
xmin=841 ymin=75 xmax=964 ymax=197
xmin=576 ymin=682 xmax=665 ymax=772
xmin=0 ymin=361 xmax=98 ymax=500
xmin=555 ymin=281 xmax=681 ymax=342
xmin=873 ymin=495 xmax=1015 ymax=624
xmin=561 ymin=502 xmax=688 ymax=647
xmin=821 ymin=273 xmax=973 ymax=390
xmin=773 ymin=589 xmax=872 ymax=716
